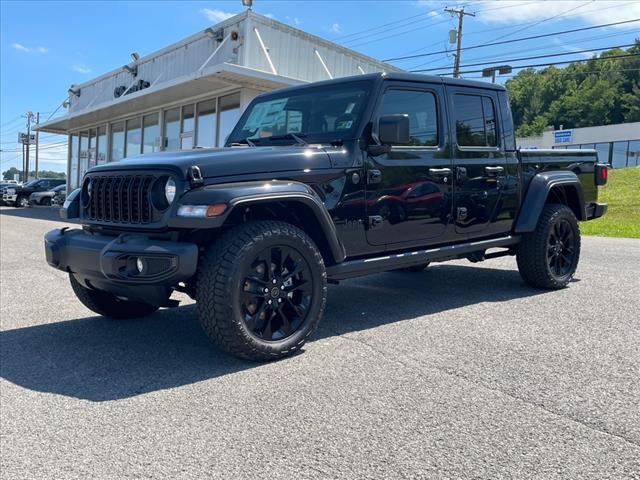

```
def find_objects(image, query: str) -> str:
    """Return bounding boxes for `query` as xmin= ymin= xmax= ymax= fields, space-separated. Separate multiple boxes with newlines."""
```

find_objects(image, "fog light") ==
xmin=136 ymin=257 xmax=145 ymax=274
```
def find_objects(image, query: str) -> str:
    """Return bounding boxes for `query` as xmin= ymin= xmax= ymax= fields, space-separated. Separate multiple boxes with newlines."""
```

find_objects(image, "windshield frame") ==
xmin=226 ymin=78 xmax=376 ymax=147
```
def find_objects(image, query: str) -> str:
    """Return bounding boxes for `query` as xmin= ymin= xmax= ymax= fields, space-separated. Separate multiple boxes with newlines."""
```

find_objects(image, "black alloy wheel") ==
xmin=240 ymin=245 xmax=314 ymax=342
xmin=516 ymin=203 xmax=581 ymax=289
xmin=196 ymin=220 xmax=327 ymax=361
xmin=547 ymin=218 xmax=577 ymax=277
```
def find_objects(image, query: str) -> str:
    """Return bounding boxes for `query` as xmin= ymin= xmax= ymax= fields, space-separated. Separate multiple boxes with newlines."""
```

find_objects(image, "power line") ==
xmin=411 ymin=43 xmax=638 ymax=73
xmin=487 ymin=0 xmax=594 ymax=44
xmin=347 ymin=1 xmax=539 ymax=49
xmin=465 ymin=67 xmax=640 ymax=80
xmin=383 ymin=18 xmax=640 ymax=62
xmin=449 ymin=52 xmax=640 ymax=76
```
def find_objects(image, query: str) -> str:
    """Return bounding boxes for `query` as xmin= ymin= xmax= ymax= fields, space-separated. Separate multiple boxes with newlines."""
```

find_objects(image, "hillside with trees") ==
xmin=505 ymin=41 xmax=640 ymax=137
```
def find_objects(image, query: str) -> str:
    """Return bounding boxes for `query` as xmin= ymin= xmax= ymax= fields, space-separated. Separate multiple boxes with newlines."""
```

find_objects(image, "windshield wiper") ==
xmin=229 ymin=137 xmax=257 ymax=147
xmin=268 ymin=132 xmax=308 ymax=146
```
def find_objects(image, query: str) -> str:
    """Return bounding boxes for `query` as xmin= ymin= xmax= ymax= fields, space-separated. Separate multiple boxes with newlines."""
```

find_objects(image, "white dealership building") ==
xmin=39 ymin=11 xmax=397 ymax=190
xmin=517 ymin=122 xmax=640 ymax=168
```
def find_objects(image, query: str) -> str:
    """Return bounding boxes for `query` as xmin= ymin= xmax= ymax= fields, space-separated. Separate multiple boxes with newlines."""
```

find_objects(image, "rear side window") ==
xmin=379 ymin=89 xmax=438 ymax=146
xmin=454 ymin=94 xmax=498 ymax=147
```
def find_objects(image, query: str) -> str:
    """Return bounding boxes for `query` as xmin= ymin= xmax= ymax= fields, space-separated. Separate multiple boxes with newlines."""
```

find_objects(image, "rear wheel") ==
xmin=196 ymin=220 xmax=327 ymax=361
xmin=516 ymin=204 xmax=581 ymax=289
xmin=69 ymin=274 xmax=159 ymax=318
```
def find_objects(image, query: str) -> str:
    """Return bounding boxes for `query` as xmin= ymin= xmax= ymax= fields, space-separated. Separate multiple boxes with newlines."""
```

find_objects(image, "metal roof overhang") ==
xmin=38 ymin=63 xmax=307 ymax=134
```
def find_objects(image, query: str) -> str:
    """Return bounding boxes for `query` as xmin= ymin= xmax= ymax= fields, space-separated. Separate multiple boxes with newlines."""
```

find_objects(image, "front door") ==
xmin=447 ymin=88 xmax=508 ymax=236
xmin=365 ymin=83 xmax=453 ymax=247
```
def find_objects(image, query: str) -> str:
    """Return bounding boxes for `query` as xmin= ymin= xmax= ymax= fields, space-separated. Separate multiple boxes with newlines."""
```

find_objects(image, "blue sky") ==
xmin=1 ymin=0 xmax=639 ymax=173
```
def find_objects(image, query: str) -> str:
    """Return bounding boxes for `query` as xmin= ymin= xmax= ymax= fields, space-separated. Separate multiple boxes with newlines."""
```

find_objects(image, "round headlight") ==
xmin=164 ymin=178 xmax=176 ymax=204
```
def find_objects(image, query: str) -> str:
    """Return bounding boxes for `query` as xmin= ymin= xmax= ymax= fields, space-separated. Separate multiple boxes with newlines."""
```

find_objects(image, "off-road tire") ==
xmin=196 ymin=220 xmax=327 ymax=361
xmin=69 ymin=273 xmax=159 ymax=318
xmin=516 ymin=203 xmax=581 ymax=289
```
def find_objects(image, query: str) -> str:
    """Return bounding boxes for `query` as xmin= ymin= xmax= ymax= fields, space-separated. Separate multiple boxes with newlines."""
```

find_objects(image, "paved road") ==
xmin=1 ymin=206 xmax=639 ymax=479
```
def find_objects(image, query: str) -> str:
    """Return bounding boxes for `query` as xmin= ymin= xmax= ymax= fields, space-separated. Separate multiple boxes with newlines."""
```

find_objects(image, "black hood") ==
xmin=88 ymin=146 xmax=334 ymax=179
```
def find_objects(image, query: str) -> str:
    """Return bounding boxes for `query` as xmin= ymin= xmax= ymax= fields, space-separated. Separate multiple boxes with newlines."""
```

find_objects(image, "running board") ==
xmin=326 ymin=235 xmax=520 ymax=281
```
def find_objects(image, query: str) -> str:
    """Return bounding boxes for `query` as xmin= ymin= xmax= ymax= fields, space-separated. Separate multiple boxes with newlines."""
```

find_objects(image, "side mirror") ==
xmin=378 ymin=114 xmax=410 ymax=145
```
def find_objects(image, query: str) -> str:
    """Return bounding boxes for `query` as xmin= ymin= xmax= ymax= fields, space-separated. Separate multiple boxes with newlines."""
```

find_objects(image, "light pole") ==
xmin=482 ymin=65 xmax=513 ymax=83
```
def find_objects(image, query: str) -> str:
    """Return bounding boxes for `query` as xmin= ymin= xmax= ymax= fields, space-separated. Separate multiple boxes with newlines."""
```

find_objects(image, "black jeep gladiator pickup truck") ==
xmin=45 ymin=73 xmax=608 ymax=361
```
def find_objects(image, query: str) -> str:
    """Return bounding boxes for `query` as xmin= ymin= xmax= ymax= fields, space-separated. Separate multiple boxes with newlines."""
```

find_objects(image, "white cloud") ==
xmin=553 ymin=38 xmax=596 ymax=59
xmin=474 ymin=1 xmax=640 ymax=27
xmin=329 ymin=23 xmax=341 ymax=34
xmin=264 ymin=13 xmax=275 ymax=19
xmin=12 ymin=42 xmax=48 ymax=53
xmin=286 ymin=16 xmax=302 ymax=26
xmin=12 ymin=42 xmax=29 ymax=52
xmin=427 ymin=10 xmax=440 ymax=18
xmin=199 ymin=8 xmax=236 ymax=23
xmin=72 ymin=65 xmax=92 ymax=74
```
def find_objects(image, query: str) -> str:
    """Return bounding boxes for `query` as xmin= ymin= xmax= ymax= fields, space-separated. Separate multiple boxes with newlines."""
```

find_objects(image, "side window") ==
xmin=379 ymin=89 xmax=438 ymax=147
xmin=454 ymin=94 xmax=498 ymax=147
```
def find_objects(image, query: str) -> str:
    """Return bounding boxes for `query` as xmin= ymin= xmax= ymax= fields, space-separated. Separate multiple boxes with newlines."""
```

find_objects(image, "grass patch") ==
xmin=580 ymin=167 xmax=640 ymax=239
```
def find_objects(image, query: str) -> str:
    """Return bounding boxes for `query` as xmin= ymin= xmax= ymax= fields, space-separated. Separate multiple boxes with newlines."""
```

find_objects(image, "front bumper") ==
xmin=585 ymin=202 xmax=607 ymax=220
xmin=44 ymin=228 xmax=198 ymax=306
xmin=2 ymin=194 xmax=17 ymax=204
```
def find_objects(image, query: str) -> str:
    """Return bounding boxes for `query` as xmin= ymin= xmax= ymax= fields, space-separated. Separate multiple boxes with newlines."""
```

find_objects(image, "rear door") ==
xmin=365 ymin=82 xmax=453 ymax=247
xmin=447 ymin=88 xmax=509 ymax=236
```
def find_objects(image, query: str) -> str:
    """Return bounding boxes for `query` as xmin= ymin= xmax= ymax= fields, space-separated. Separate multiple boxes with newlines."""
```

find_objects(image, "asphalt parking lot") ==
xmin=1 ymin=206 xmax=639 ymax=479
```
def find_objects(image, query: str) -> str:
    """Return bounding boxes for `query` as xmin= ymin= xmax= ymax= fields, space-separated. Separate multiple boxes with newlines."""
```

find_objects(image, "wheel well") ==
xmin=222 ymin=201 xmax=338 ymax=265
xmin=545 ymin=185 xmax=584 ymax=220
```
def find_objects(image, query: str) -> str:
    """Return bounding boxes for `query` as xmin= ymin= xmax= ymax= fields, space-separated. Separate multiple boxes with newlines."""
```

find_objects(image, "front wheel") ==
xmin=516 ymin=204 xmax=581 ymax=289
xmin=69 ymin=274 xmax=159 ymax=318
xmin=196 ymin=221 xmax=327 ymax=361
xmin=16 ymin=195 xmax=29 ymax=208
xmin=41 ymin=197 xmax=52 ymax=206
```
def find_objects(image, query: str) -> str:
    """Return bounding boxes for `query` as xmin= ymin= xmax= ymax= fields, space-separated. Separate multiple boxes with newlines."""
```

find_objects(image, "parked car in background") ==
xmin=29 ymin=184 xmax=67 ymax=206
xmin=2 ymin=178 xmax=66 ymax=207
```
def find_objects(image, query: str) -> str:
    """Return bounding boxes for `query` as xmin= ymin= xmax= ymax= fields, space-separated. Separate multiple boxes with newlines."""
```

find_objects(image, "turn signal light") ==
xmin=595 ymin=164 xmax=608 ymax=186
xmin=177 ymin=204 xmax=228 ymax=218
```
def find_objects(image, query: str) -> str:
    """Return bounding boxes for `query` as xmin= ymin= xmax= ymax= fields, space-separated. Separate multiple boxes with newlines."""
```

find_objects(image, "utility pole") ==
xmin=24 ymin=111 xmax=34 ymax=181
xmin=35 ymin=112 xmax=40 ymax=178
xmin=445 ymin=7 xmax=475 ymax=78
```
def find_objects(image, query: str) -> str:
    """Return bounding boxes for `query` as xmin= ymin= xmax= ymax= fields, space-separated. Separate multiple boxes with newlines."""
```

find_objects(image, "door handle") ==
xmin=367 ymin=169 xmax=382 ymax=184
xmin=429 ymin=168 xmax=452 ymax=176
xmin=485 ymin=166 xmax=505 ymax=175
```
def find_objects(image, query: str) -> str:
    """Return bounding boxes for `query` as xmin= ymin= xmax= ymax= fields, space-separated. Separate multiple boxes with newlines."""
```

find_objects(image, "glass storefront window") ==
xmin=79 ymin=133 xmax=89 ymax=180
xmin=196 ymin=99 xmax=216 ymax=148
xmin=612 ymin=141 xmax=628 ymax=169
xmin=126 ymin=117 xmax=142 ymax=157
xmin=69 ymin=134 xmax=79 ymax=189
xmin=218 ymin=93 xmax=241 ymax=146
xmin=595 ymin=142 xmax=610 ymax=164
xmin=110 ymin=122 xmax=125 ymax=162
xmin=164 ymin=108 xmax=180 ymax=151
xmin=88 ymin=129 xmax=97 ymax=169
xmin=142 ymin=114 xmax=159 ymax=154
xmin=628 ymin=140 xmax=640 ymax=167
xmin=181 ymin=104 xmax=195 ymax=150
xmin=96 ymin=126 xmax=107 ymax=165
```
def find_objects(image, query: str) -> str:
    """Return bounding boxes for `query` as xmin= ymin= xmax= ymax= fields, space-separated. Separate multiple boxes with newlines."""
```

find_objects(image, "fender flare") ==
xmin=514 ymin=171 xmax=586 ymax=233
xmin=168 ymin=180 xmax=346 ymax=263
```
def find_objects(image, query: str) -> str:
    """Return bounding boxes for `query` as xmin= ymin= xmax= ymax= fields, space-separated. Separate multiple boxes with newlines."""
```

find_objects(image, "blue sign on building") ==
xmin=554 ymin=130 xmax=573 ymax=144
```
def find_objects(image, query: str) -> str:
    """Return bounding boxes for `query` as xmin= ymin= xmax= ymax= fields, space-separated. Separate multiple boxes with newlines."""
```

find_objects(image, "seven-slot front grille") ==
xmin=85 ymin=175 xmax=155 ymax=224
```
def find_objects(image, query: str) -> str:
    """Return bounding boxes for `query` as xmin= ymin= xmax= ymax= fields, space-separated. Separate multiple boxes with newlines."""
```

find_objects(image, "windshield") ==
xmin=23 ymin=180 xmax=39 ymax=187
xmin=226 ymin=80 xmax=373 ymax=146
